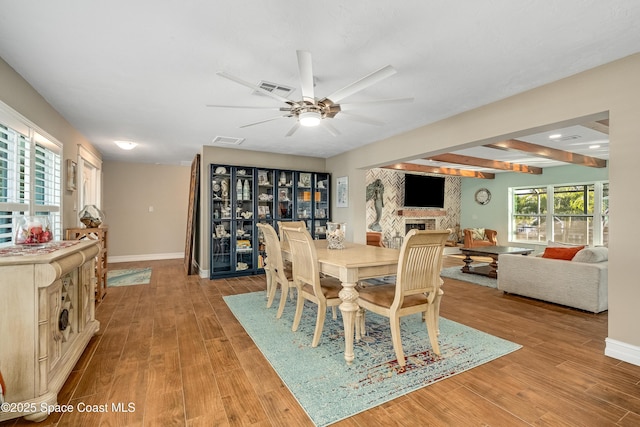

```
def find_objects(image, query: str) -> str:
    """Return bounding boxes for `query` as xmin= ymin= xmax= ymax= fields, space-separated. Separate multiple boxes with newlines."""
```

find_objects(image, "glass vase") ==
xmin=79 ymin=205 xmax=105 ymax=228
xmin=14 ymin=215 xmax=53 ymax=245
xmin=326 ymin=222 xmax=346 ymax=250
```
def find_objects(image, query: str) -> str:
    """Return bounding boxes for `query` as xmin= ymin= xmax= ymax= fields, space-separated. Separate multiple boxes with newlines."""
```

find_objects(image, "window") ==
xmin=0 ymin=106 xmax=62 ymax=246
xmin=510 ymin=181 xmax=608 ymax=246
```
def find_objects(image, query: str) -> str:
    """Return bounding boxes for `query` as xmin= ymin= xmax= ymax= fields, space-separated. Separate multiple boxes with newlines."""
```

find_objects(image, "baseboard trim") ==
xmin=199 ymin=269 xmax=210 ymax=279
xmin=109 ymin=252 xmax=183 ymax=263
xmin=605 ymin=338 xmax=640 ymax=367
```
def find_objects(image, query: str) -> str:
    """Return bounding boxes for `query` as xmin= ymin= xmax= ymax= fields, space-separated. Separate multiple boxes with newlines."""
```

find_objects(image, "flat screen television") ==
xmin=403 ymin=174 xmax=445 ymax=208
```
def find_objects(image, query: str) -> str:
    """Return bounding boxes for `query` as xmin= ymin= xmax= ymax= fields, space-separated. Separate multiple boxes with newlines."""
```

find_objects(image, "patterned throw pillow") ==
xmin=471 ymin=228 xmax=485 ymax=240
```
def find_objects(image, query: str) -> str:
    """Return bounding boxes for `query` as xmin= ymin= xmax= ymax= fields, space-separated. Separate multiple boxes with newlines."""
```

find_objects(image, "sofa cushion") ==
xmin=573 ymin=246 xmax=608 ymax=263
xmin=542 ymin=245 xmax=585 ymax=260
xmin=470 ymin=228 xmax=485 ymax=240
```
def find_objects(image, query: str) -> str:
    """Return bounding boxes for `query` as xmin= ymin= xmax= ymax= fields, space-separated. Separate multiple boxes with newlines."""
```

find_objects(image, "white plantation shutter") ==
xmin=0 ymin=107 xmax=62 ymax=245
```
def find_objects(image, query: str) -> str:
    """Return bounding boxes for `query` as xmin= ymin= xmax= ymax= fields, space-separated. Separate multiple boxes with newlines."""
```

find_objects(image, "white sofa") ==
xmin=497 ymin=247 xmax=608 ymax=313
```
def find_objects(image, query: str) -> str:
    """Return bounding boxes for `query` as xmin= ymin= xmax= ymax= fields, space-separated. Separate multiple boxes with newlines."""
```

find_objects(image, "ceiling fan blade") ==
xmin=296 ymin=50 xmax=315 ymax=102
xmin=338 ymin=111 xmax=385 ymax=126
xmin=322 ymin=121 xmax=341 ymax=136
xmin=239 ymin=115 xmax=290 ymax=128
xmin=285 ymin=123 xmax=300 ymax=137
xmin=216 ymin=71 xmax=295 ymax=105
xmin=325 ymin=65 xmax=397 ymax=103
xmin=338 ymin=97 xmax=414 ymax=111
xmin=206 ymin=104 xmax=286 ymax=111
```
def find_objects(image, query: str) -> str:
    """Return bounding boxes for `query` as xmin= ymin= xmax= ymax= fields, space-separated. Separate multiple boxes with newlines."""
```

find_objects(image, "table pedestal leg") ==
xmin=338 ymin=282 xmax=359 ymax=365
xmin=461 ymin=254 xmax=474 ymax=273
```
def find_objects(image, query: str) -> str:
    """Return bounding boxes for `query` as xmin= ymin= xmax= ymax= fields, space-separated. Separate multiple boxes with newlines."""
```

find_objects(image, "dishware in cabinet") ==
xmin=276 ymin=170 xmax=293 ymax=220
xmin=257 ymin=169 xmax=274 ymax=220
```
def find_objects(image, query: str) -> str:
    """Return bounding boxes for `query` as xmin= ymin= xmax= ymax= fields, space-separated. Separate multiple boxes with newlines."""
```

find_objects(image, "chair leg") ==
xmin=292 ymin=289 xmax=305 ymax=332
xmin=425 ymin=305 xmax=441 ymax=356
xmin=434 ymin=288 xmax=444 ymax=335
xmin=312 ymin=304 xmax=327 ymax=347
xmin=390 ymin=315 xmax=406 ymax=367
xmin=266 ymin=270 xmax=276 ymax=308
xmin=276 ymin=282 xmax=288 ymax=319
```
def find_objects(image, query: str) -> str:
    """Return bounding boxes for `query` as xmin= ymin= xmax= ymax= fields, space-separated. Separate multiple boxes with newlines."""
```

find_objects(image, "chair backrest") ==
xmin=393 ymin=229 xmax=451 ymax=305
xmin=277 ymin=220 xmax=307 ymax=242
xmin=281 ymin=224 xmax=325 ymax=301
xmin=257 ymin=223 xmax=288 ymax=284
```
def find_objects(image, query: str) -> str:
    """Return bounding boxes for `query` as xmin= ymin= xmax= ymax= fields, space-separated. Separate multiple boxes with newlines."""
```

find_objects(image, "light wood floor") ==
xmin=3 ymin=256 xmax=639 ymax=427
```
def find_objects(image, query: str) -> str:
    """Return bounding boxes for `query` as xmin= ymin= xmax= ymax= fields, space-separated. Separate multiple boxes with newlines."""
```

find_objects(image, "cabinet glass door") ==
xmin=211 ymin=165 xmax=232 ymax=274
xmin=296 ymin=172 xmax=312 ymax=222
xmin=234 ymin=168 xmax=255 ymax=273
xmin=313 ymin=173 xmax=330 ymax=239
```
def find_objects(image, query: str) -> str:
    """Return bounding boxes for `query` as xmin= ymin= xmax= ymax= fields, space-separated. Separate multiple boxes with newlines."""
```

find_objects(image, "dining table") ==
xmin=283 ymin=239 xmax=400 ymax=364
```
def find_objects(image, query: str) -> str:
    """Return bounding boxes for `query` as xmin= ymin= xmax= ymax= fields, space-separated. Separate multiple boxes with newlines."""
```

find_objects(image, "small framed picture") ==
xmin=66 ymin=159 xmax=77 ymax=191
xmin=336 ymin=176 xmax=348 ymax=208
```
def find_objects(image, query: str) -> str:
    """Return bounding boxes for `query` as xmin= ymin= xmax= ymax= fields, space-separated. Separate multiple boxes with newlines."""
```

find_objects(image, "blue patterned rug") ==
xmin=439 ymin=264 xmax=497 ymax=288
xmin=224 ymin=291 xmax=521 ymax=426
xmin=106 ymin=268 xmax=152 ymax=287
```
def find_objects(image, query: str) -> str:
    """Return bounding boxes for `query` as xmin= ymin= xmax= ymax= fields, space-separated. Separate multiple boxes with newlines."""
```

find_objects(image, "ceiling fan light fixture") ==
xmin=299 ymin=111 xmax=321 ymax=127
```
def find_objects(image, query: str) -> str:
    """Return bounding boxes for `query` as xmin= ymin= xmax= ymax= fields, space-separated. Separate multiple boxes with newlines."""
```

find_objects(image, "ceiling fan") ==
xmin=207 ymin=50 xmax=413 ymax=137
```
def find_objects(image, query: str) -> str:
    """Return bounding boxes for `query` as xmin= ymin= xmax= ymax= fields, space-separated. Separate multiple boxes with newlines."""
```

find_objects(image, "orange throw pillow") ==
xmin=542 ymin=245 xmax=585 ymax=260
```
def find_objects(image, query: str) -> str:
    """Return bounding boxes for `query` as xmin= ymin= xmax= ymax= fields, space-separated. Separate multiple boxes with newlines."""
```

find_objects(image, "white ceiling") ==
xmin=0 ymin=1 xmax=638 ymax=167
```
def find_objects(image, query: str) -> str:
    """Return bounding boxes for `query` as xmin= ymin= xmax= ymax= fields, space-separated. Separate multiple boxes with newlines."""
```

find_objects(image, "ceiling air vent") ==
xmin=211 ymin=136 xmax=245 ymax=145
xmin=254 ymin=81 xmax=295 ymax=98
xmin=557 ymin=135 xmax=581 ymax=141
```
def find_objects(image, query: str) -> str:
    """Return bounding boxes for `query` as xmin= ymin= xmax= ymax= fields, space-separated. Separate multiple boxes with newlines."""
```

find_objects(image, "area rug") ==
xmin=440 ymin=264 xmax=497 ymax=288
xmin=224 ymin=291 xmax=521 ymax=426
xmin=106 ymin=268 xmax=152 ymax=287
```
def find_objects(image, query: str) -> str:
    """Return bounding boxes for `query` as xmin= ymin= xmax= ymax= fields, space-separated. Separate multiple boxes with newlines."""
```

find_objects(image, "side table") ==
xmin=65 ymin=226 xmax=108 ymax=301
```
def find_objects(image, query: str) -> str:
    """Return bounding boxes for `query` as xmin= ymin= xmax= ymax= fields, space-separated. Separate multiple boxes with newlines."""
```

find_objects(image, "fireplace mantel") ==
xmin=397 ymin=209 xmax=446 ymax=217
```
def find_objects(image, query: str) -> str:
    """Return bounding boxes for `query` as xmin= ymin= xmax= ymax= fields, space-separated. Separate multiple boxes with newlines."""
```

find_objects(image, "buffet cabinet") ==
xmin=210 ymin=164 xmax=330 ymax=278
xmin=0 ymin=240 xmax=100 ymax=423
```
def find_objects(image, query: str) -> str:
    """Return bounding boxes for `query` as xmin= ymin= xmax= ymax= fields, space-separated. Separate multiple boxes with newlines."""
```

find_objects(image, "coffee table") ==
xmin=460 ymin=245 xmax=534 ymax=278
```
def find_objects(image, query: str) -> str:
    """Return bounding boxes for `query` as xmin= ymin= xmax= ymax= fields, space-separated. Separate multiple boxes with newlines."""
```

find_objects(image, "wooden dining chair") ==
xmin=357 ymin=228 xmax=450 ymax=366
xmin=257 ymin=223 xmax=294 ymax=318
xmin=281 ymin=224 xmax=343 ymax=347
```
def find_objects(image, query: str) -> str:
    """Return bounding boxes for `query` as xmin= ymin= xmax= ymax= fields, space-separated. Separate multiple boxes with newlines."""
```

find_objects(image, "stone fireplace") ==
xmin=405 ymin=218 xmax=436 ymax=233
xmin=365 ymin=168 xmax=461 ymax=247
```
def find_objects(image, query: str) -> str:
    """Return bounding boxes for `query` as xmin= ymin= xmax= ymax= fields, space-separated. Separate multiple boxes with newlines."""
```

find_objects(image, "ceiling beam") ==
xmin=383 ymin=163 xmax=495 ymax=179
xmin=426 ymin=153 xmax=543 ymax=174
xmin=485 ymin=139 xmax=607 ymax=168
xmin=583 ymin=119 xmax=609 ymax=135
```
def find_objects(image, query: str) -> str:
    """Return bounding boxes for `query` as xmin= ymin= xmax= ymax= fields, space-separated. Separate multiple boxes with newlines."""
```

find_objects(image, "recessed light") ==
xmin=589 ymin=144 xmax=601 ymax=149
xmin=114 ymin=140 xmax=138 ymax=150
xmin=549 ymin=134 xmax=562 ymax=139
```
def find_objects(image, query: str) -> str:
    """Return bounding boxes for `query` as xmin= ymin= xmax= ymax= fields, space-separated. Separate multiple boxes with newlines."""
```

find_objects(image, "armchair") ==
xmin=366 ymin=231 xmax=385 ymax=247
xmin=463 ymin=228 xmax=497 ymax=248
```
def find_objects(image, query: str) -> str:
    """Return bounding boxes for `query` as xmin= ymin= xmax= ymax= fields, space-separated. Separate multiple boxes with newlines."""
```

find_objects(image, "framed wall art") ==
xmin=336 ymin=176 xmax=348 ymax=208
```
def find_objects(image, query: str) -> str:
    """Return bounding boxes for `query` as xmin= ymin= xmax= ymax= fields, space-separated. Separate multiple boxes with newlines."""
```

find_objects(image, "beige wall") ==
xmin=3 ymin=51 xmax=639 ymax=364
xmin=198 ymin=146 xmax=326 ymax=272
xmin=0 ymin=58 xmax=102 ymax=230
xmin=327 ymin=53 xmax=640 ymax=361
xmin=103 ymin=161 xmax=191 ymax=260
